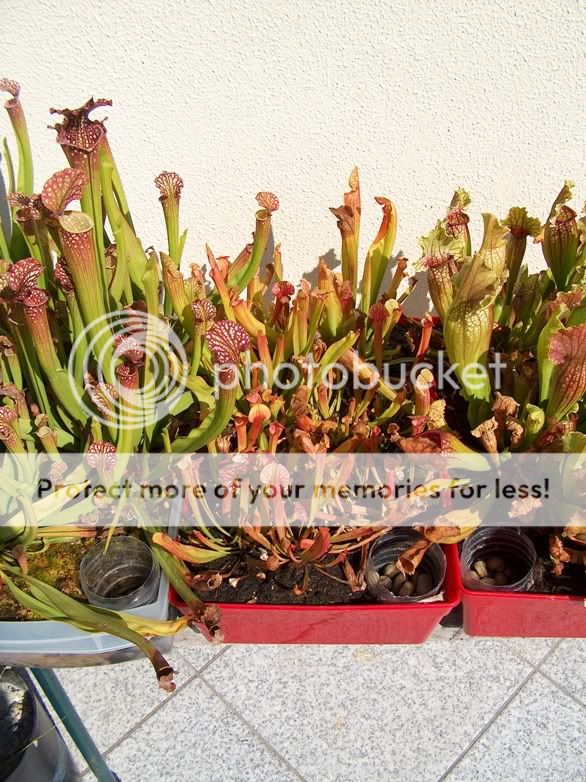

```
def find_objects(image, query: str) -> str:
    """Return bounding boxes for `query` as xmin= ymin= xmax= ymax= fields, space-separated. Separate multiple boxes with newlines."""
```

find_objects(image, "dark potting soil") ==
xmin=188 ymin=555 xmax=370 ymax=605
xmin=529 ymin=531 xmax=586 ymax=596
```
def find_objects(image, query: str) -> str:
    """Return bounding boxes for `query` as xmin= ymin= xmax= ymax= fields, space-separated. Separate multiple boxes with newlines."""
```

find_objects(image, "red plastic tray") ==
xmin=169 ymin=544 xmax=460 ymax=644
xmin=458 ymin=559 xmax=586 ymax=638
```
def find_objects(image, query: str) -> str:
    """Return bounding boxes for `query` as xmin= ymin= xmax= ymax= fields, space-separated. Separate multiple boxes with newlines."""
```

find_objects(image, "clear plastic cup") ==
xmin=460 ymin=527 xmax=537 ymax=592
xmin=79 ymin=536 xmax=160 ymax=610
xmin=366 ymin=530 xmax=446 ymax=603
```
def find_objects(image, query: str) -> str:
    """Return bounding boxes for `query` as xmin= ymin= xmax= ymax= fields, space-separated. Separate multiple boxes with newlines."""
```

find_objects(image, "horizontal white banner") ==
xmin=0 ymin=453 xmax=583 ymax=530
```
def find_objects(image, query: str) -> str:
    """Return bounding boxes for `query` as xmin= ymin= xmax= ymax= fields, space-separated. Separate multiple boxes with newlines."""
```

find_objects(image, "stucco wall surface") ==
xmin=2 ymin=0 xmax=585 ymax=294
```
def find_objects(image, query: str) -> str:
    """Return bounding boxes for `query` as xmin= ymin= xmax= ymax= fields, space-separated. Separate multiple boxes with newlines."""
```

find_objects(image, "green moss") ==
xmin=0 ymin=539 xmax=95 ymax=621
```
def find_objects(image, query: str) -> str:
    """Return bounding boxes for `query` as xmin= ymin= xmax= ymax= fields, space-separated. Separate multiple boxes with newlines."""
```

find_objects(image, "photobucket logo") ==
xmin=68 ymin=310 xmax=188 ymax=430
xmin=213 ymin=350 xmax=507 ymax=394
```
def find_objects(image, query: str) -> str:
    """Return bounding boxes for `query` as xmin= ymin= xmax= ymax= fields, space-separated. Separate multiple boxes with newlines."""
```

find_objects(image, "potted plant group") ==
xmin=0 ymin=81 xmax=226 ymax=690
xmin=164 ymin=178 xmax=586 ymax=641
xmin=0 ymin=77 xmax=584 ymax=688
xmin=415 ymin=181 xmax=586 ymax=636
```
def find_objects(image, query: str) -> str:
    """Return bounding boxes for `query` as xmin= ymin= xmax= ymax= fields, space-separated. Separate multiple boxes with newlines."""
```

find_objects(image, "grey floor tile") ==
xmin=450 ymin=633 xmax=559 ymax=666
xmin=540 ymin=638 xmax=586 ymax=705
xmin=504 ymin=637 xmax=559 ymax=666
xmin=173 ymin=626 xmax=214 ymax=648
xmin=427 ymin=624 xmax=462 ymax=642
xmin=203 ymin=642 xmax=530 ymax=782
xmin=106 ymin=677 xmax=300 ymax=782
xmin=54 ymin=650 xmax=197 ymax=757
xmin=446 ymin=673 xmax=586 ymax=781
xmin=173 ymin=627 xmax=228 ymax=671
xmin=450 ymin=631 xmax=500 ymax=642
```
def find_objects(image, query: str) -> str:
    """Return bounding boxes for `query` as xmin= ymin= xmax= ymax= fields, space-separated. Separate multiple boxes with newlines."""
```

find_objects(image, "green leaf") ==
xmin=444 ymin=215 xmax=508 ymax=411
xmin=314 ymin=331 xmax=358 ymax=386
xmin=360 ymin=196 xmax=397 ymax=313
xmin=537 ymin=306 xmax=565 ymax=405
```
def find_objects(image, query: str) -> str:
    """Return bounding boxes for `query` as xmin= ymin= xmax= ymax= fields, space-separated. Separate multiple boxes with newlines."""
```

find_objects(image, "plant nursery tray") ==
xmin=457 ymin=569 xmax=586 ymax=638
xmin=0 ymin=569 xmax=171 ymax=668
xmin=169 ymin=544 xmax=460 ymax=644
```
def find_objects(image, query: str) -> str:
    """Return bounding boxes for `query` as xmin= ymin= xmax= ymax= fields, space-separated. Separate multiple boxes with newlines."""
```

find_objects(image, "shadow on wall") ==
xmin=260 ymin=225 xmax=275 ymax=280
xmin=300 ymin=247 xmax=432 ymax=317
xmin=402 ymin=270 xmax=431 ymax=316
xmin=200 ymin=226 xmax=276 ymax=305
xmin=302 ymin=248 xmax=339 ymax=288
xmin=377 ymin=252 xmax=431 ymax=317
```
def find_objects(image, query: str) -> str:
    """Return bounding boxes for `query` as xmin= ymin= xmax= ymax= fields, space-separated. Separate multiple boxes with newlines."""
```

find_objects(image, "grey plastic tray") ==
xmin=0 ymin=569 xmax=170 ymax=667
xmin=0 ymin=510 xmax=177 ymax=668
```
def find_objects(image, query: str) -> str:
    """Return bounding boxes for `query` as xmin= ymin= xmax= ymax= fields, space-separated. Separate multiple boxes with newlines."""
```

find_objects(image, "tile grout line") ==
xmin=436 ymin=668 xmax=537 ymax=782
xmin=537 ymin=669 xmax=586 ymax=711
xmin=200 ymin=675 xmax=308 ymax=782
xmin=93 ymin=645 xmax=232 ymax=764
xmin=436 ymin=639 xmax=564 ymax=781
xmin=502 ymin=640 xmax=553 ymax=669
xmin=184 ymin=643 xmax=232 ymax=678
xmin=77 ymin=653 xmax=217 ymax=781
xmin=68 ymin=636 xmax=577 ymax=780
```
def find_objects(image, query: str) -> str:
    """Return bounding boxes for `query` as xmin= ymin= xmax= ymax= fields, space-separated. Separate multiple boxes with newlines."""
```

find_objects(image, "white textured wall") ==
xmin=2 ymin=0 xmax=585 ymax=295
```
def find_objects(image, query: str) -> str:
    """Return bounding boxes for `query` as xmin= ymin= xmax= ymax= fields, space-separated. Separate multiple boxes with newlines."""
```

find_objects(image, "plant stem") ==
xmin=0 ymin=219 xmax=10 ymax=259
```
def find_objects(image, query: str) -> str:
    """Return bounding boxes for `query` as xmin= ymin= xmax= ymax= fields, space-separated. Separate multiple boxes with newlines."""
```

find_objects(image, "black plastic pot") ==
xmin=460 ymin=527 xmax=537 ymax=592
xmin=0 ymin=668 xmax=78 ymax=782
xmin=366 ymin=530 xmax=447 ymax=603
